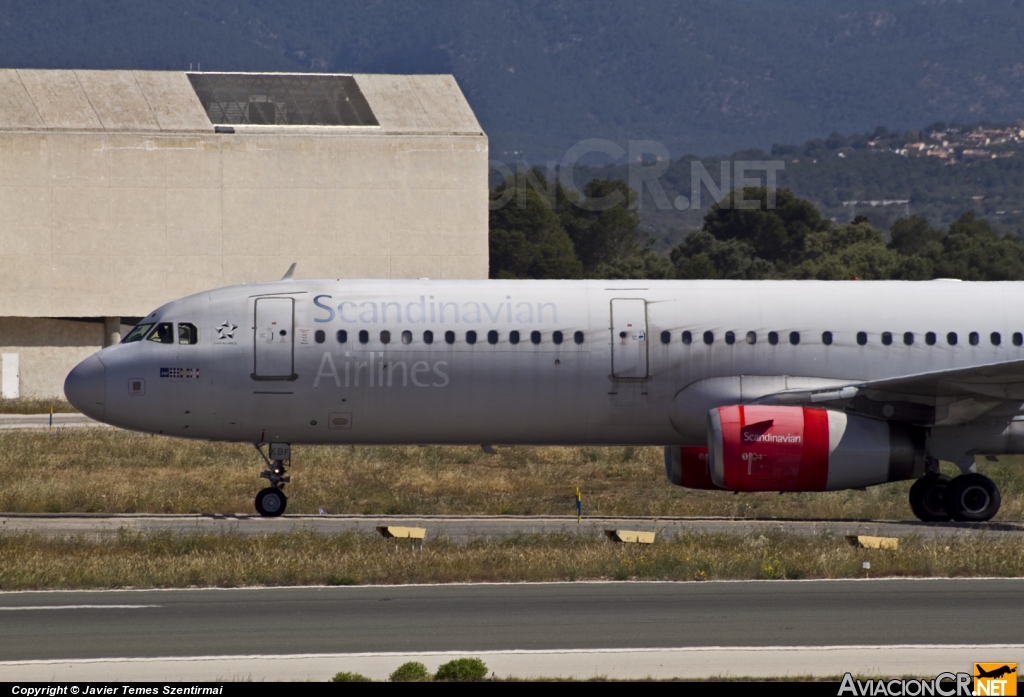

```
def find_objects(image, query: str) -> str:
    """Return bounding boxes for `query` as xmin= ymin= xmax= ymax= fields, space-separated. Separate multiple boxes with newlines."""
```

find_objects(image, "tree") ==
xmin=933 ymin=211 xmax=1024 ymax=281
xmin=700 ymin=187 xmax=831 ymax=268
xmin=488 ymin=172 xmax=583 ymax=279
xmin=558 ymin=179 xmax=643 ymax=272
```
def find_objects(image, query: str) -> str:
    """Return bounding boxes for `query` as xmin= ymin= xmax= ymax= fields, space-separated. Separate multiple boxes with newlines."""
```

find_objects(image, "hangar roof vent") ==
xmin=187 ymin=73 xmax=378 ymax=127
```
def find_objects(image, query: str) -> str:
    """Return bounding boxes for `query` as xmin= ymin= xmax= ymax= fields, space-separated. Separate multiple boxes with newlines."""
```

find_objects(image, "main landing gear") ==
xmin=909 ymin=462 xmax=1001 ymax=522
xmin=254 ymin=442 xmax=290 ymax=517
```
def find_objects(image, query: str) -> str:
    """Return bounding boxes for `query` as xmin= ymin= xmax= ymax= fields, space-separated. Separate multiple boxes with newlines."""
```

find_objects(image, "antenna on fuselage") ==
xmin=281 ymin=263 xmax=297 ymax=281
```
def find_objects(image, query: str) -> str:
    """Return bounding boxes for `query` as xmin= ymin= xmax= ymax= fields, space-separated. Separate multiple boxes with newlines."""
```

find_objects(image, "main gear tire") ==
xmin=945 ymin=473 xmax=1000 ymax=522
xmin=909 ymin=473 xmax=952 ymax=522
xmin=255 ymin=487 xmax=288 ymax=517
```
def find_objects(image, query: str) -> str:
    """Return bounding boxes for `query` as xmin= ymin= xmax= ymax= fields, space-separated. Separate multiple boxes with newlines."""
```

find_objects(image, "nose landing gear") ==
xmin=254 ymin=443 xmax=290 ymax=517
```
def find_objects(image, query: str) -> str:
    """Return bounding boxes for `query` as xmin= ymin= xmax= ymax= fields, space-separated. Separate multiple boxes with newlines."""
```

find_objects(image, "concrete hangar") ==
xmin=0 ymin=70 xmax=489 ymax=399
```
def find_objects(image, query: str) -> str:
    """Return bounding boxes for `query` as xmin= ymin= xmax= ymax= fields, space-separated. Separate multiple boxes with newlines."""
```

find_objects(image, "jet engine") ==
xmin=707 ymin=405 xmax=923 ymax=492
xmin=664 ymin=446 xmax=722 ymax=489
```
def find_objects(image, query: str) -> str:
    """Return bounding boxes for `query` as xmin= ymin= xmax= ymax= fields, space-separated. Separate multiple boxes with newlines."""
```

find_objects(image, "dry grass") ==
xmin=0 ymin=398 xmax=78 ymax=415
xmin=1 ymin=530 xmax=1023 ymax=590
xmin=4 ymin=428 xmax=1024 ymax=519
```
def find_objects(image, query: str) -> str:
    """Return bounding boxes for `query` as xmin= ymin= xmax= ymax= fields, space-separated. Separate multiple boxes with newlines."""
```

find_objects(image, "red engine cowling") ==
xmin=707 ymin=405 xmax=923 ymax=492
xmin=664 ymin=446 xmax=722 ymax=489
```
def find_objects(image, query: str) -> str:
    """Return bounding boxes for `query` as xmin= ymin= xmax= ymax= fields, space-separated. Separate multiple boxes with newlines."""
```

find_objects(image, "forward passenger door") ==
xmin=252 ymin=297 xmax=296 ymax=380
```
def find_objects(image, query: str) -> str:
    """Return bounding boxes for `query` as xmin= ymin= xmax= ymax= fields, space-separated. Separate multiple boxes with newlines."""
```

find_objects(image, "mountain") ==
xmin=567 ymin=121 xmax=1024 ymax=249
xmin=2 ymin=1 xmax=1024 ymax=161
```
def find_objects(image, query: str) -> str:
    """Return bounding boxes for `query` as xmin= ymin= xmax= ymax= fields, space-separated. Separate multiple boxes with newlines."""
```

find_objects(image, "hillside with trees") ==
xmin=490 ymin=176 xmax=1024 ymax=282
xmin=574 ymin=122 xmax=1024 ymax=250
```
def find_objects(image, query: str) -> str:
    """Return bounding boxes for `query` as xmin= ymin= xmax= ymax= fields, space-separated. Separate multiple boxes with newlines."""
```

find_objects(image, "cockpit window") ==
xmin=178 ymin=323 xmax=198 ymax=345
xmin=122 ymin=324 xmax=153 ymax=344
xmin=147 ymin=323 xmax=175 ymax=344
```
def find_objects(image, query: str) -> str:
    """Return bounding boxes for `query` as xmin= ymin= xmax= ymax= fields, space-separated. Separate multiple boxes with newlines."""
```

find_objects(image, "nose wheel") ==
xmin=254 ymin=443 xmax=291 ymax=518
xmin=255 ymin=487 xmax=287 ymax=517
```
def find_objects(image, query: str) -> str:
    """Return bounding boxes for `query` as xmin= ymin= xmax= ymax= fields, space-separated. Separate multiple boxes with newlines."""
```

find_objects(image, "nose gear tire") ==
xmin=255 ymin=487 xmax=287 ymax=517
xmin=944 ymin=473 xmax=1000 ymax=522
xmin=909 ymin=473 xmax=951 ymax=522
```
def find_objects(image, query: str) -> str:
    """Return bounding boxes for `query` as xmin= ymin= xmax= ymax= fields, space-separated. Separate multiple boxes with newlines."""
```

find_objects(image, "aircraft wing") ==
xmin=753 ymin=358 xmax=1024 ymax=426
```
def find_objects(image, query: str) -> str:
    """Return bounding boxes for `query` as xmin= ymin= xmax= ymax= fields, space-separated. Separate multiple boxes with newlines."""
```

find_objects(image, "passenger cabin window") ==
xmin=947 ymin=332 xmax=958 ymax=346
xmin=178 ymin=323 xmax=198 ymax=345
xmin=531 ymin=331 xmax=541 ymax=345
xmin=821 ymin=331 xmax=832 ymax=345
xmin=336 ymin=330 xmax=348 ymax=344
xmin=856 ymin=332 xmax=867 ymax=346
xmin=881 ymin=332 xmax=892 ymax=346
xmin=510 ymin=330 xmax=520 ymax=345
xmin=926 ymin=332 xmax=937 ymax=345
xmin=147 ymin=323 xmax=174 ymax=344
xmin=789 ymin=332 xmax=800 ymax=345
xmin=991 ymin=332 xmax=1002 ymax=346
xmin=574 ymin=331 xmax=584 ymax=344
xmin=682 ymin=331 xmax=692 ymax=345
xmin=358 ymin=330 xmax=369 ymax=344
xmin=122 ymin=324 xmax=153 ymax=344
xmin=466 ymin=330 xmax=477 ymax=345
xmin=703 ymin=331 xmax=714 ymax=345
xmin=553 ymin=331 xmax=563 ymax=345
xmin=969 ymin=331 xmax=980 ymax=346
xmin=424 ymin=330 xmax=434 ymax=344
xmin=904 ymin=332 xmax=914 ymax=346
xmin=445 ymin=330 xmax=455 ymax=345
xmin=725 ymin=331 xmax=735 ymax=345
xmin=402 ymin=330 xmax=413 ymax=345
xmin=380 ymin=330 xmax=391 ymax=344
xmin=768 ymin=331 xmax=779 ymax=345
xmin=314 ymin=329 xmax=325 ymax=344
xmin=488 ymin=330 xmax=499 ymax=345
xmin=746 ymin=331 xmax=757 ymax=344
xmin=661 ymin=331 xmax=671 ymax=344
xmin=1015 ymin=332 xmax=1023 ymax=347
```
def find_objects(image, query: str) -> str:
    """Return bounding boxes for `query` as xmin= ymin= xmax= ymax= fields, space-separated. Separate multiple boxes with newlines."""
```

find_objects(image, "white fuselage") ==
xmin=67 ymin=279 xmax=1024 ymax=455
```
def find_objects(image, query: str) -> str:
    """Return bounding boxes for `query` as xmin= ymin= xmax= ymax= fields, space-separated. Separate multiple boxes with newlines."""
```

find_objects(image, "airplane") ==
xmin=976 ymin=665 xmax=1017 ymax=680
xmin=63 ymin=275 xmax=1024 ymax=521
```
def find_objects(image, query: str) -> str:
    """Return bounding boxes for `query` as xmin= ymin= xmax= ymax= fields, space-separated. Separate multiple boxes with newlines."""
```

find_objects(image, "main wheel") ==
xmin=945 ymin=473 xmax=1000 ymax=522
xmin=255 ymin=487 xmax=287 ymax=517
xmin=909 ymin=473 xmax=952 ymax=522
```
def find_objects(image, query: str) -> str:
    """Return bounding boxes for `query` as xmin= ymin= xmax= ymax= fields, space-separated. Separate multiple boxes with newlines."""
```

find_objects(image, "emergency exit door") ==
xmin=611 ymin=298 xmax=648 ymax=378
xmin=253 ymin=297 xmax=296 ymax=380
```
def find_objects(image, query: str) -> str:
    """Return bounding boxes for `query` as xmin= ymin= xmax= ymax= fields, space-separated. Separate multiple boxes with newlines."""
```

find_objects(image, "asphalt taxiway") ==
xmin=0 ymin=580 xmax=1021 ymax=680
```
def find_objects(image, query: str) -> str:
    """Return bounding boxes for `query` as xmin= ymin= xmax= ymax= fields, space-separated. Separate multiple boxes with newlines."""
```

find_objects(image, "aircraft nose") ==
xmin=64 ymin=353 xmax=106 ymax=421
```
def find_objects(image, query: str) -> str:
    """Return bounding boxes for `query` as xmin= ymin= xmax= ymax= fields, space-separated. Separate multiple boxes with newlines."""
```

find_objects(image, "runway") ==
xmin=0 ymin=413 xmax=104 ymax=430
xmin=0 ymin=580 xmax=1021 ymax=680
xmin=2 ymin=512 xmax=1022 ymax=541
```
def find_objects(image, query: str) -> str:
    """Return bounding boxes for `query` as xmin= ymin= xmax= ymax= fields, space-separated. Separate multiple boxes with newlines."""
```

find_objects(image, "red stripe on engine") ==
xmin=798 ymin=407 xmax=830 ymax=491
xmin=719 ymin=406 xmax=743 ymax=490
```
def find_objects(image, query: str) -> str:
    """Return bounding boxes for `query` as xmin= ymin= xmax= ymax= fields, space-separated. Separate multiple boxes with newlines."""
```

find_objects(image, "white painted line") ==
xmin=3 ymin=645 xmax=1022 ymax=681
xmin=0 ymin=605 xmax=159 ymax=611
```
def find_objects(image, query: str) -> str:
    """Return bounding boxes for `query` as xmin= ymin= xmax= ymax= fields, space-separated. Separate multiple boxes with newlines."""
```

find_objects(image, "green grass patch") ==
xmin=0 ymin=398 xmax=77 ymax=415
xmin=1 ymin=530 xmax=1023 ymax=591
xmin=4 ymin=428 xmax=1024 ymax=519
